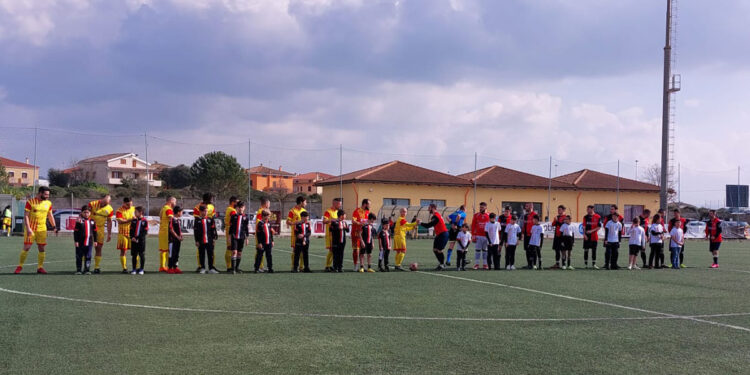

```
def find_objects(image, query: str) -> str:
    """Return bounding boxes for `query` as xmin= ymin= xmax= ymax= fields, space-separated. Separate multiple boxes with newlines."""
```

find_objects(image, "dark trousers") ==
xmin=255 ymin=244 xmax=273 ymax=271
xmin=382 ymin=249 xmax=391 ymax=267
xmin=487 ymin=244 xmax=501 ymax=269
xmin=332 ymin=244 xmax=345 ymax=270
xmin=293 ymin=243 xmax=310 ymax=271
xmin=505 ymin=245 xmax=517 ymax=267
xmin=604 ymin=242 xmax=620 ymax=269
xmin=648 ymin=243 xmax=663 ymax=267
xmin=75 ymin=244 xmax=93 ymax=272
xmin=456 ymin=250 xmax=467 ymax=268
xmin=198 ymin=242 xmax=215 ymax=270
xmin=527 ymin=245 xmax=541 ymax=267
xmin=168 ymin=241 xmax=181 ymax=268
xmin=132 ymin=242 xmax=145 ymax=271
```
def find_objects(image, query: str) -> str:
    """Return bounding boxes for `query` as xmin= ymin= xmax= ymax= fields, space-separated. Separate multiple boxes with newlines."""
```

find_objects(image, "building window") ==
xmin=307 ymin=186 xmax=311 ymax=192
xmin=22 ymin=172 xmax=28 ymax=179
xmin=384 ymin=198 xmax=410 ymax=206
xmin=112 ymin=171 xmax=122 ymax=179
xmin=133 ymin=173 xmax=140 ymax=179
xmin=420 ymin=199 xmax=445 ymax=207
xmin=8 ymin=171 xmax=13 ymax=177
xmin=623 ymin=205 xmax=644 ymax=222
xmin=593 ymin=204 xmax=613 ymax=219
xmin=132 ymin=160 xmax=137 ymax=167
xmin=502 ymin=202 xmax=542 ymax=218
xmin=120 ymin=159 xmax=126 ymax=165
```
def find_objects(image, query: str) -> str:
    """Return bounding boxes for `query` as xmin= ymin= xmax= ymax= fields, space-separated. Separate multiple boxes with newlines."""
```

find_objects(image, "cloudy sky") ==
xmin=1 ymin=0 xmax=748 ymax=206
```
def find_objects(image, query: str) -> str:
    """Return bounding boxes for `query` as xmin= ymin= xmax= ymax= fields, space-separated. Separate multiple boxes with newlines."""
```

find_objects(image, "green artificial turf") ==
xmin=1 ymin=235 xmax=749 ymax=374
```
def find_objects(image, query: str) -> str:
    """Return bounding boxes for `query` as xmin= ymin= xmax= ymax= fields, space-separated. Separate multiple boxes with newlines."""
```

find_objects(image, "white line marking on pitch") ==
xmin=0 ymin=260 xmax=68 ymax=269
xmin=725 ymin=269 xmax=750 ymax=274
xmin=0 ymin=286 xmax=748 ymax=323
xmin=415 ymin=271 xmax=750 ymax=333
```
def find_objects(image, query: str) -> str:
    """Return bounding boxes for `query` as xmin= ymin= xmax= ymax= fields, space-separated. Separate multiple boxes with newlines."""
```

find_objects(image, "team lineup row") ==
xmin=12 ymin=186 xmax=725 ymax=275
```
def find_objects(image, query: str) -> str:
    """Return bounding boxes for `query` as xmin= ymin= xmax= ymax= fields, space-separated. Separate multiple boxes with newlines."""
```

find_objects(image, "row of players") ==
xmin=12 ymin=187 xmax=724 ymax=274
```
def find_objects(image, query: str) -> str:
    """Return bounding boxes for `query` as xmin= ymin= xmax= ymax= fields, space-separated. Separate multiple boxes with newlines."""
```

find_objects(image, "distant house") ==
xmin=293 ymin=172 xmax=333 ymax=195
xmin=247 ymin=164 xmax=296 ymax=193
xmin=66 ymin=153 xmax=167 ymax=187
xmin=0 ymin=157 xmax=39 ymax=187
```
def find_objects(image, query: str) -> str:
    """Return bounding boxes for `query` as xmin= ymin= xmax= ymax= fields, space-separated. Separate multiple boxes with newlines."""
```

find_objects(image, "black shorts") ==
xmin=650 ymin=243 xmax=664 ymax=253
xmin=709 ymin=242 xmax=721 ymax=252
xmin=231 ymin=237 xmax=246 ymax=252
xmin=433 ymin=232 xmax=449 ymax=251
xmin=448 ymin=227 xmax=459 ymax=241
xmin=583 ymin=240 xmax=598 ymax=250
xmin=562 ymin=237 xmax=574 ymax=251
xmin=629 ymin=245 xmax=642 ymax=255
xmin=361 ymin=243 xmax=374 ymax=255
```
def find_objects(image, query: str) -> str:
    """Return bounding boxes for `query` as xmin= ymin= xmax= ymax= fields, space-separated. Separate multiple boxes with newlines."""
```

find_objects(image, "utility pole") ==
xmin=616 ymin=160 xmax=621 ymax=206
xmin=32 ymin=127 xmax=38 ymax=193
xmin=547 ymin=156 xmax=552 ymax=220
xmin=144 ymin=132 xmax=150 ymax=215
xmin=473 ymin=152 xmax=477 ymax=214
xmin=660 ymin=0 xmax=680 ymax=212
xmin=635 ymin=159 xmax=639 ymax=181
xmin=248 ymin=139 xmax=252 ymax=204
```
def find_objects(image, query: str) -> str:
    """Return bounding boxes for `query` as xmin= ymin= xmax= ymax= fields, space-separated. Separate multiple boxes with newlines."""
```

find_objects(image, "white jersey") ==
xmin=670 ymin=227 xmax=684 ymax=248
xmin=628 ymin=225 xmax=645 ymax=247
xmin=456 ymin=231 xmax=472 ymax=250
xmin=529 ymin=224 xmax=544 ymax=247
xmin=561 ymin=223 xmax=575 ymax=237
xmin=485 ymin=221 xmax=501 ymax=245
xmin=505 ymin=223 xmax=521 ymax=246
xmin=605 ymin=221 xmax=622 ymax=243
xmin=649 ymin=223 xmax=665 ymax=244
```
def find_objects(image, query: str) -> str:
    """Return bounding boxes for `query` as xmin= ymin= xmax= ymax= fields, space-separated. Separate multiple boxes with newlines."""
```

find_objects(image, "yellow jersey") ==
xmin=159 ymin=205 xmax=174 ymax=234
xmin=226 ymin=205 xmax=237 ymax=229
xmin=287 ymin=206 xmax=306 ymax=246
xmin=193 ymin=203 xmax=216 ymax=218
xmin=25 ymin=198 xmax=53 ymax=231
xmin=115 ymin=205 xmax=135 ymax=235
xmin=394 ymin=216 xmax=418 ymax=240
xmin=88 ymin=200 xmax=113 ymax=230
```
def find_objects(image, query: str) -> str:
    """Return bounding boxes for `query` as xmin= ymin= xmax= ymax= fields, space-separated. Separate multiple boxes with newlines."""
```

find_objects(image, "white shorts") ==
xmin=475 ymin=236 xmax=489 ymax=251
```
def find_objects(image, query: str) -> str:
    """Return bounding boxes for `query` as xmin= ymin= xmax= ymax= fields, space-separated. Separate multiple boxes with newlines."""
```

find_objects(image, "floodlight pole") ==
xmin=660 ymin=0 xmax=677 ymax=212
xmin=473 ymin=152 xmax=477 ymax=214
xmin=144 ymin=132 xmax=150 ymax=215
xmin=616 ymin=160 xmax=621 ymax=207
xmin=248 ymin=139 xmax=252 ymax=204
xmin=339 ymin=144 xmax=343 ymax=202
xmin=32 ymin=127 xmax=38 ymax=193
xmin=547 ymin=156 xmax=552 ymax=220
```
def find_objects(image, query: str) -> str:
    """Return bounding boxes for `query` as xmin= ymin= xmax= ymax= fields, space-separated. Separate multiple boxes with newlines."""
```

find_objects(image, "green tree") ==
xmin=190 ymin=152 xmax=248 ymax=198
xmin=0 ymin=164 xmax=8 ymax=190
xmin=159 ymin=164 xmax=193 ymax=189
xmin=48 ymin=168 xmax=71 ymax=187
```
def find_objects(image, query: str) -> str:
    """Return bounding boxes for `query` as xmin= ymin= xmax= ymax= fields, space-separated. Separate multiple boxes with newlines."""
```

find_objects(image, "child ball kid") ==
xmin=378 ymin=218 xmax=392 ymax=272
xmin=358 ymin=213 xmax=378 ymax=273
xmin=194 ymin=204 xmax=219 ymax=274
xmin=73 ymin=205 xmax=97 ymax=275
xmin=229 ymin=201 xmax=250 ymax=274
xmin=527 ymin=215 xmax=544 ymax=270
xmin=167 ymin=206 xmax=184 ymax=274
xmin=330 ymin=210 xmax=349 ymax=273
xmin=455 ymin=224 xmax=472 ymax=271
xmin=627 ymin=217 xmax=646 ymax=270
xmin=292 ymin=211 xmax=312 ymax=273
xmin=504 ymin=216 xmax=522 ymax=270
xmin=560 ymin=215 xmax=575 ymax=270
xmin=669 ymin=220 xmax=684 ymax=270
xmin=254 ymin=209 xmax=274 ymax=273
xmin=129 ymin=206 xmax=149 ymax=275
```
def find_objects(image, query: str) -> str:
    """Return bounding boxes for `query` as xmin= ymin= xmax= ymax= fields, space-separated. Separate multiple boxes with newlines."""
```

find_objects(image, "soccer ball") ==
xmin=409 ymin=262 xmax=419 ymax=271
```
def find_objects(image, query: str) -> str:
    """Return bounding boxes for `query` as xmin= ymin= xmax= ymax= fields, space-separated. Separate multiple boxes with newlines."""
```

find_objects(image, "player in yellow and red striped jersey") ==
xmin=159 ymin=195 xmax=176 ymax=272
xmin=88 ymin=194 xmax=113 ymax=273
xmin=286 ymin=196 xmax=307 ymax=271
xmin=351 ymin=199 xmax=371 ymax=272
xmin=322 ymin=198 xmax=341 ymax=271
xmin=115 ymin=197 xmax=136 ymax=273
xmin=193 ymin=193 xmax=216 ymax=272
xmin=224 ymin=196 xmax=238 ymax=272
xmin=15 ymin=187 xmax=57 ymax=274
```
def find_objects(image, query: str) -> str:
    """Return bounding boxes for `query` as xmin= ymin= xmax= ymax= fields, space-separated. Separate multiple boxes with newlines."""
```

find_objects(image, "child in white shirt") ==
xmin=528 ymin=215 xmax=544 ymax=270
xmin=455 ymin=224 xmax=472 ymax=271
xmin=604 ymin=215 xmax=623 ymax=270
xmin=560 ymin=215 xmax=575 ymax=270
xmin=648 ymin=214 xmax=665 ymax=269
xmin=627 ymin=218 xmax=646 ymax=270
xmin=485 ymin=213 xmax=501 ymax=270
xmin=669 ymin=220 xmax=684 ymax=269
xmin=504 ymin=216 xmax=522 ymax=270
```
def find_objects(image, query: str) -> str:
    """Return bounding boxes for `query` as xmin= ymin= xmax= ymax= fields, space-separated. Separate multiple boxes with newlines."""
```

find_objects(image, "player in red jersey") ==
xmin=420 ymin=204 xmax=449 ymax=270
xmin=581 ymin=205 xmax=602 ymax=269
xmin=470 ymin=202 xmax=490 ymax=270
xmin=705 ymin=210 xmax=722 ymax=268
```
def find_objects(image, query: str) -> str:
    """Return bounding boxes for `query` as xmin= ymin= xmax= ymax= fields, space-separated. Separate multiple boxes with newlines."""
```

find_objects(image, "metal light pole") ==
xmin=144 ymin=132 xmax=150 ymax=215
xmin=32 ymin=127 xmax=38 ymax=193
xmin=660 ymin=0 xmax=680 ymax=211
xmin=635 ymin=159 xmax=639 ymax=181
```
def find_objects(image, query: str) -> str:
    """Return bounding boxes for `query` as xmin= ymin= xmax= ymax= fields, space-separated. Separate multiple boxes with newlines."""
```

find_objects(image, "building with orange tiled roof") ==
xmin=0 ymin=156 xmax=39 ymax=187
xmin=318 ymin=161 xmax=659 ymax=221
xmin=293 ymin=172 xmax=333 ymax=195
xmin=247 ymin=164 xmax=296 ymax=193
